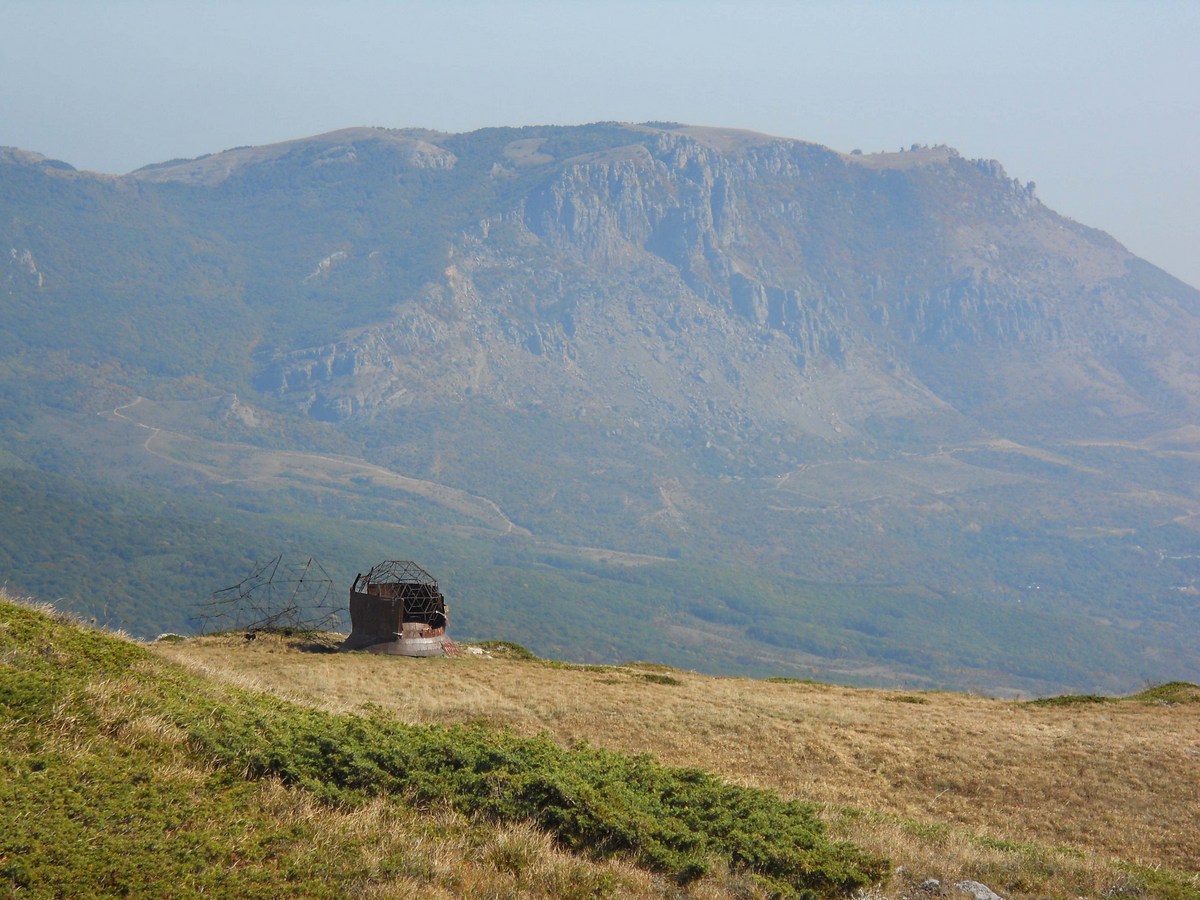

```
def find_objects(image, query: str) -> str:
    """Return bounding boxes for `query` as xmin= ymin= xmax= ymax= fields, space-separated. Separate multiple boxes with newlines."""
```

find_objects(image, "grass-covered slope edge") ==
xmin=0 ymin=596 xmax=887 ymax=898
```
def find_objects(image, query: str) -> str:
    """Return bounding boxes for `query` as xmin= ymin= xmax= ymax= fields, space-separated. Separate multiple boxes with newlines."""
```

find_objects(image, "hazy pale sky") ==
xmin=3 ymin=0 xmax=1198 ymax=287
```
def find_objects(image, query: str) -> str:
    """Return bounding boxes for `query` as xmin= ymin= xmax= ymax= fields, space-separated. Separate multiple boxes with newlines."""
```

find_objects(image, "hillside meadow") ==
xmin=2 ymin=591 xmax=1197 ymax=898
xmin=158 ymin=632 xmax=1200 ymax=898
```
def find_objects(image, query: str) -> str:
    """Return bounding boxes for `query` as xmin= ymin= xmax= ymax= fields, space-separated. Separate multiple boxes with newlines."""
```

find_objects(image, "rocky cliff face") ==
xmin=6 ymin=247 xmax=44 ymax=291
xmin=216 ymin=124 xmax=1197 ymax=451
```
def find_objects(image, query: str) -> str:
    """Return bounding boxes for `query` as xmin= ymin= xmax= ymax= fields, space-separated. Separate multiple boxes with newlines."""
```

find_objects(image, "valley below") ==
xmin=2 ymin=121 xmax=1199 ymax=696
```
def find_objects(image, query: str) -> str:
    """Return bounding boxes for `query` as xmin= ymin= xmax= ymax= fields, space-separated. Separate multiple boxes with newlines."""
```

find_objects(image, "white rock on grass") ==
xmin=955 ymin=881 xmax=1004 ymax=900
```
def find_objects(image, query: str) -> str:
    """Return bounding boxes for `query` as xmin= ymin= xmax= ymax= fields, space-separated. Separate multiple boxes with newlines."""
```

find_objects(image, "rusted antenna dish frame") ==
xmin=200 ymin=554 xmax=341 ymax=634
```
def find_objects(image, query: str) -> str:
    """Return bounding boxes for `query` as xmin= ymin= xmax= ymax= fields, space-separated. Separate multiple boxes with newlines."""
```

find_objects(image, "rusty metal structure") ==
xmin=340 ymin=560 xmax=449 ymax=656
xmin=200 ymin=555 xmax=341 ymax=634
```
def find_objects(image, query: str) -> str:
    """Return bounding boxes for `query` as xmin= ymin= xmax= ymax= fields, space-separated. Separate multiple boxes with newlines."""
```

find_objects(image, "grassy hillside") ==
xmin=2 ymin=592 xmax=1197 ymax=898
xmin=0 ymin=593 xmax=885 ymax=898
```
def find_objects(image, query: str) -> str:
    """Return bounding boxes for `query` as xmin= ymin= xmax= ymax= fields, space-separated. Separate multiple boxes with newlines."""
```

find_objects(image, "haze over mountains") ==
xmin=2 ymin=122 xmax=1198 ymax=695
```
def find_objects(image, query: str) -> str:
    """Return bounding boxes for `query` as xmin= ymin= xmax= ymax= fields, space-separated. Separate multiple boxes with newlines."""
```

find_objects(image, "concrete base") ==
xmin=341 ymin=634 xmax=447 ymax=657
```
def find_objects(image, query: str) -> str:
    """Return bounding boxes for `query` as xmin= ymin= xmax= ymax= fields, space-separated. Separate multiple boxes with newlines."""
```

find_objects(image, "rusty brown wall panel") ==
xmin=345 ymin=592 xmax=401 ymax=646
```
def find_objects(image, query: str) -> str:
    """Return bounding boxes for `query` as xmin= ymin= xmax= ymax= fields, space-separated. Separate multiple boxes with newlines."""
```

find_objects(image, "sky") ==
xmin=3 ymin=1 xmax=1198 ymax=288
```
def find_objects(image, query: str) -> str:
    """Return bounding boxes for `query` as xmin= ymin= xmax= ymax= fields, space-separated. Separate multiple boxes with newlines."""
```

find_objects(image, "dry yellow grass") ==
xmin=259 ymin=791 xmax=674 ymax=899
xmin=156 ymin=634 xmax=1200 ymax=898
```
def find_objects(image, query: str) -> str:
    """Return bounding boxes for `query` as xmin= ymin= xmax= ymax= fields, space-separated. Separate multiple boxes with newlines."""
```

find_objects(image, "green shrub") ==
xmin=634 ymin=672 xmax=684 ymax=686
xmin=474 ymin=639 xmax=539 ymax=660
xmin=1027 ymin=694 xmax=1113 ymax=707
xmin=1131 ymin=681 xmax=1200 ymax=704
xmin=186 ymin=710 xmax=886 ymax=895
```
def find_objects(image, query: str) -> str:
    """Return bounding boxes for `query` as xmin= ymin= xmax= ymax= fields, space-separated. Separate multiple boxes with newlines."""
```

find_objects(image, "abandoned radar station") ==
xmin=341 ymin=560 xmax=449 ymax=657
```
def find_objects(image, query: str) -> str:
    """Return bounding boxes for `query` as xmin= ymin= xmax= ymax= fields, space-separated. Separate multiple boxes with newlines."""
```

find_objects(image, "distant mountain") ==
xmin=2 ymin=123 xmax=1198 ymax=694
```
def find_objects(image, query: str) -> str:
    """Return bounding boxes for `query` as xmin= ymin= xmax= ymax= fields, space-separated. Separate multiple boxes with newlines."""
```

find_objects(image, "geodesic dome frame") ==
xmin=351 ymin=560 xmax=446 ymax=627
